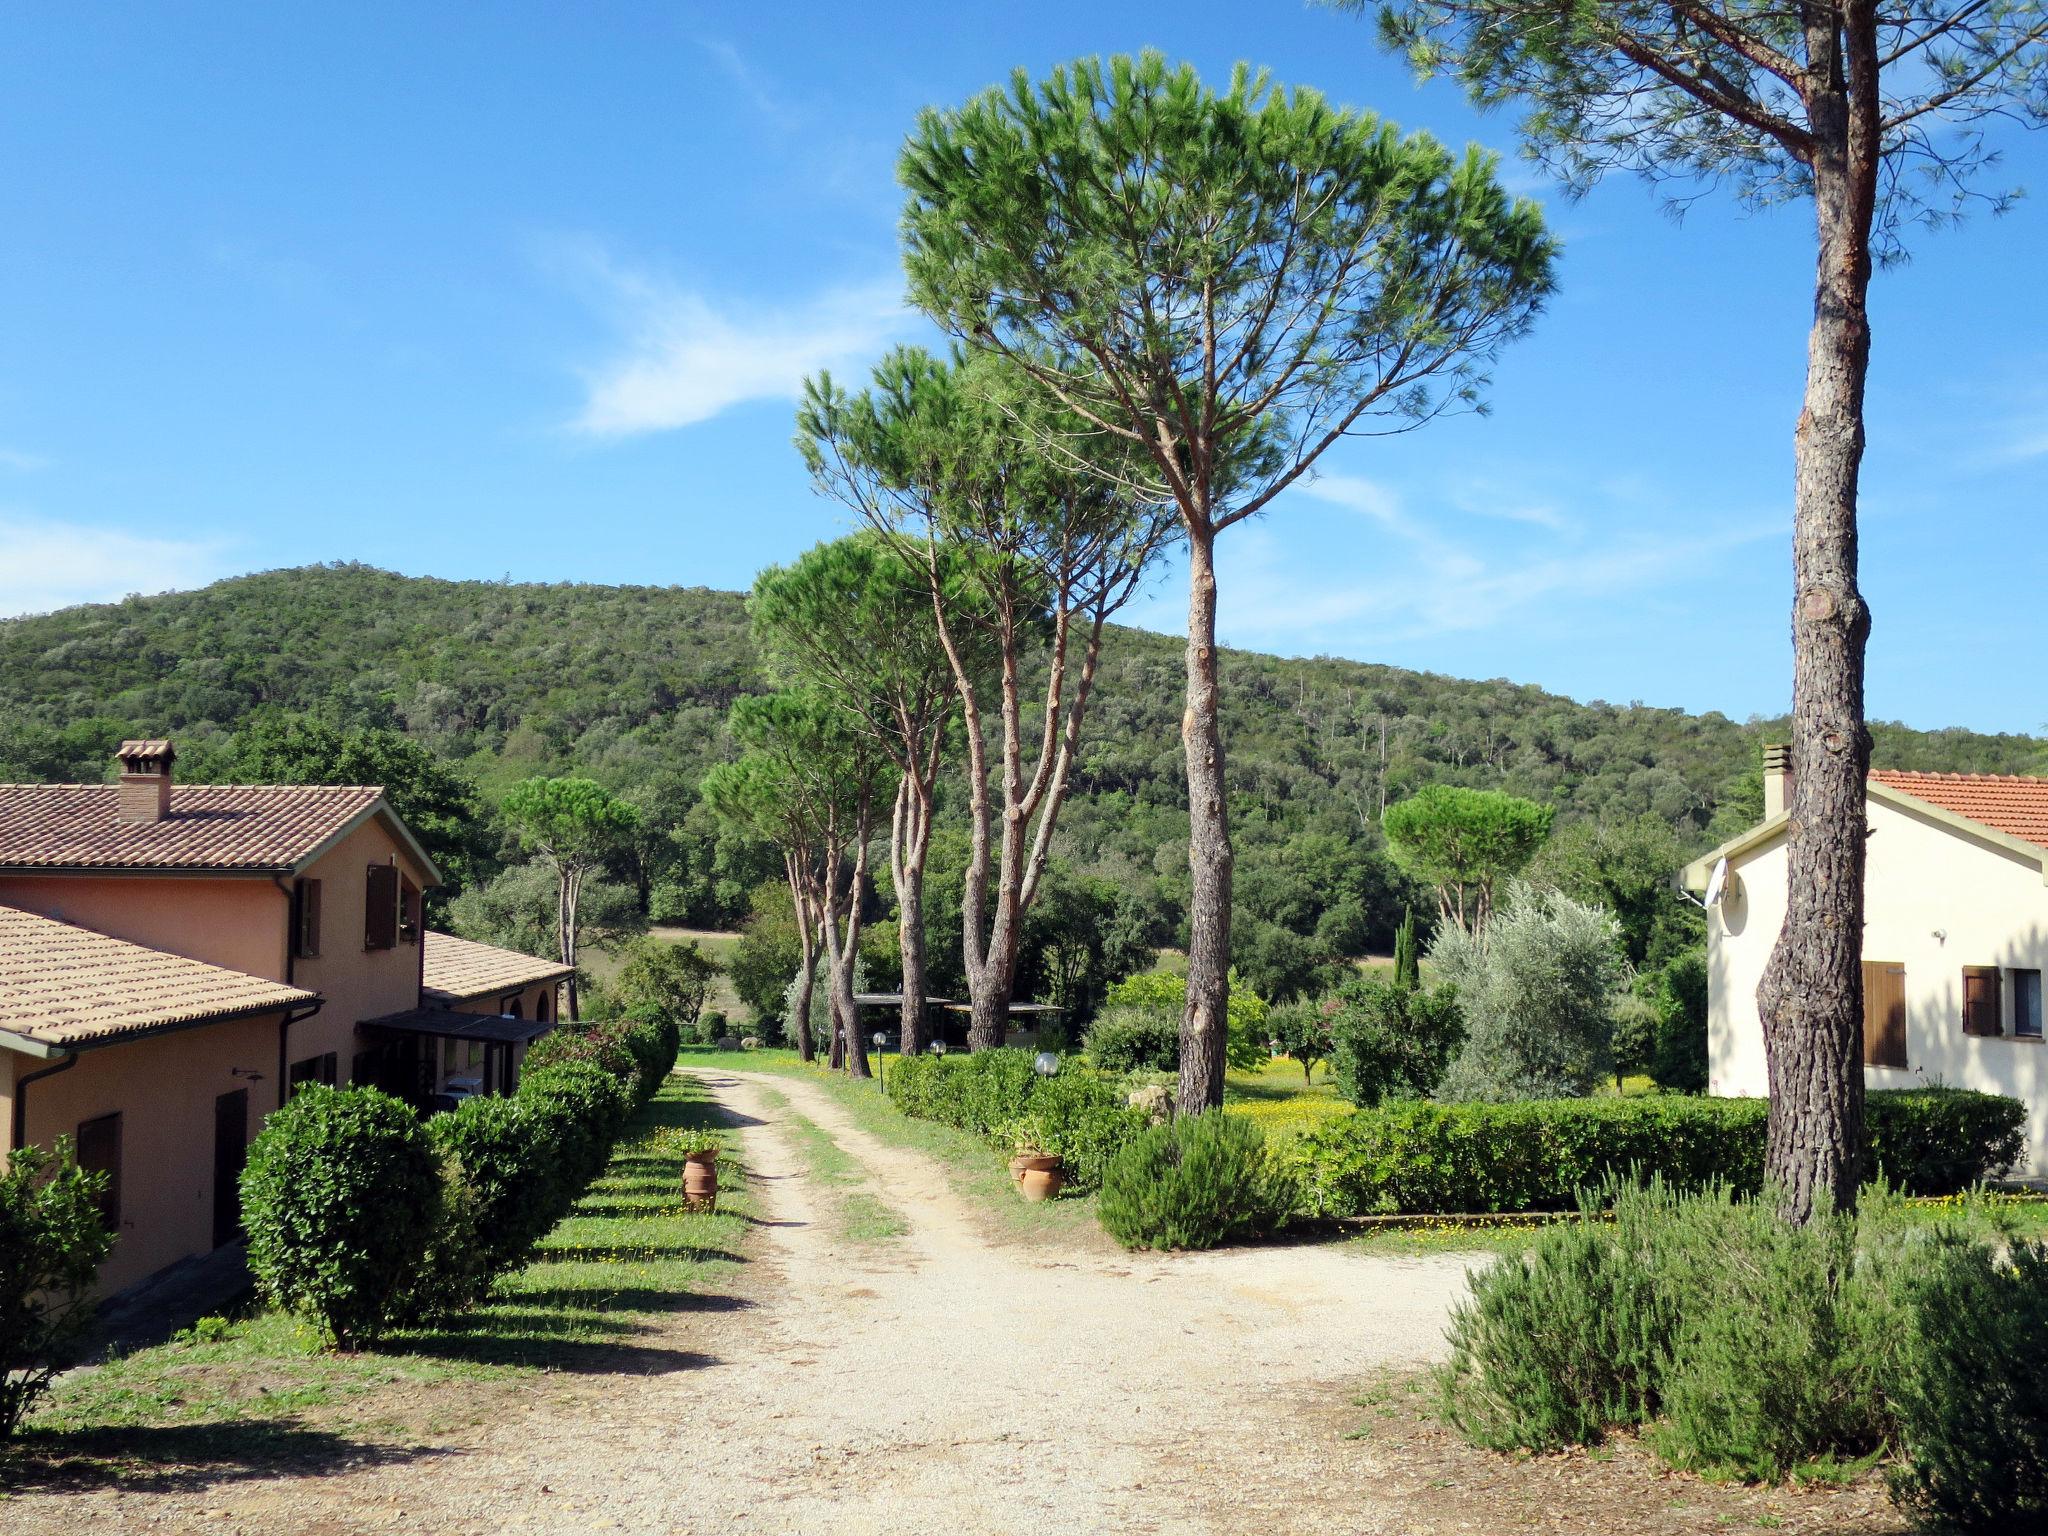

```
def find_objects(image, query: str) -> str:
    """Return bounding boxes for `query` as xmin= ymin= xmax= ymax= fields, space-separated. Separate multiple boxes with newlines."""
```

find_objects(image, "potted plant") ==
xmin=659 ymin=1127 xmax=724 ymax=1211
xmin=1009 ymin=1122 xmax=1064 ymax=1203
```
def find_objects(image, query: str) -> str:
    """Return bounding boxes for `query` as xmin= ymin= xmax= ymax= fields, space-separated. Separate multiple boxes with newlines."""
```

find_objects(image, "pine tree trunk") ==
xmin=792 ymin=938 xmax=818 ymax=1063
xmin=1756 ymin=129 xmax=1876 ymax=1224
xmin=894 ymin=778 xmax=934 ymax=1057
xmin=1178 ymin=522 xmax=1234 ymax=1111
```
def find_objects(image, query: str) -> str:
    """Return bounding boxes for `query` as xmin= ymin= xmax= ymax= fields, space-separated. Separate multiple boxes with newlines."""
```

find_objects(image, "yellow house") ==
xmin=0 ymin=741 xmax=568 ymax=1294
xmin=1684 ymin=746 xmax=2048 ymax=1176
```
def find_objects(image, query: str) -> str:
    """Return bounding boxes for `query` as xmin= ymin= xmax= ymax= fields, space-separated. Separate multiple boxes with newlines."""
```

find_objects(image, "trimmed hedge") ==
xmin=885 ymin=1049 xmax=1145 ymax=1192
xmin=1290 ymin=1088 xmax=2026 ymax=1218
xmin=241 ymin=1085 xmax=441 ymax=1347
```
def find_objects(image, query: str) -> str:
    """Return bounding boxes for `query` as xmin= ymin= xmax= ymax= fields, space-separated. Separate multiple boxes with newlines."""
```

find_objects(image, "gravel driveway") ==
xmin=8 ymin=1067 xmax=1479 ymax=1536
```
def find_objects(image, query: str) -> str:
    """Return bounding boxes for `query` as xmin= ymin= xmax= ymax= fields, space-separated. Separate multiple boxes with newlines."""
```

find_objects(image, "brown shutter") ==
xmin=1862 ymin=961 xmax=1908 ymax=1068
xmin=364 ymin=864 xmax=399 ymax=950
xmin=1963 ymin=966 xmax=2004 ymax=1037
xmin=294 ymin=878 xmax=323 ymax=959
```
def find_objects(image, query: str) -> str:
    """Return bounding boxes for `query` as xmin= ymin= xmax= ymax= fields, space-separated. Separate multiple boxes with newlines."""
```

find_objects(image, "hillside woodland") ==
xmin=4 ymin=562 xmax=2041 ymax=1016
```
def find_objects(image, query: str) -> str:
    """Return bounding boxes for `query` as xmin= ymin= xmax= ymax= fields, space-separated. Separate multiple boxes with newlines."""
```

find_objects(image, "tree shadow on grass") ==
xmin=2 ymin=1420 xmax=448 ymax=1495
xmin=506 ymin=1286 xmax=754 ymax=1316
xmin=389 ymin=1323 xmax=723 ymax=1375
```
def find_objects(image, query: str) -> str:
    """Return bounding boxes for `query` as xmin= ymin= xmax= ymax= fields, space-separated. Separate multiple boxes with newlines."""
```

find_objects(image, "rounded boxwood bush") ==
xmin=241 ymin=1085 xmax=440 ymax=1348
xmin=518 ymin=1058 xmax=631 ymax=1196
xmin=1097 ymin=1110 xmax=1296 ymax=1251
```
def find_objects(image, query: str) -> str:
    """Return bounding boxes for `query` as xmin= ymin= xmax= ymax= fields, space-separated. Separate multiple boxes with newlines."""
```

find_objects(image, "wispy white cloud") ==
xmin=0 ymin=447 xmax=49 ymax=473
xmin=0 ymin=513 xmax=231 ymax=618
xmin=553 ymin=241 xmax=911 ymax=437
xmin=1983 ymin=413 xmax=2048 ymax=467
xmin=697 ymin=38 xmax=799 ymax=128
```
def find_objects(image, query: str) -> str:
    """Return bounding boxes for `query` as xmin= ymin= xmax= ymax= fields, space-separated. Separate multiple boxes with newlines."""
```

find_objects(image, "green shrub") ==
xmin=1102 ymin=970 xmax=1269 ymax=1071
xmin=1290 ymin=1090 xmax=2024 ymax=1219
xmin=423 ymin=1096 xmax=559 ymax=1300
xmin=617 ymin=1009 xmax=681 ymax=1107
xmin=1083 ymin=1006 xmax=1180 ymax=1073
xmin=1097 ymin=1110 xmax=1296 ymax=1251
xmin=1439 ymin=1179 xmax=2048 ymax=1516
xmin=609 ymin=936 xmax=717 ymax=1036
xmin=699 ymin=1008 xmax=730 ymax=1046
xmin=1266 ymin=1002 xmax=1333 ymax=1084
xmin=241 ymin=1086 xmax=440 ymax=1348
xmin=886 ymin=1049 xmax=1143 ymax=1193
xmin=518 ymin=1059 xmax=631 ymax=1198
xmin=526 ymin=1020 xmax=637 ymax=1084
xmin=1888 ymin=1232 xmax=2048 ymax=1528
xmin=1326 ymin=974 xmax=1465 ymax=1106
xmin=1647 ymin=949 xmax=1708 ymax=1093
xmin=0 ymin=1140 xmax=114 ymax=1437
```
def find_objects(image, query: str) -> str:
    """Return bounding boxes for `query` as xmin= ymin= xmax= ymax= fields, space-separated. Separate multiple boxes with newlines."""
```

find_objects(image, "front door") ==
xmin=212 ymin=1089 xmax=249 ymax=1248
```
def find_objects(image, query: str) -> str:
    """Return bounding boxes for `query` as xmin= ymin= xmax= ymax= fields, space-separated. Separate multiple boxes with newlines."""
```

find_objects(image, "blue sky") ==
xmin=1 ymin=3 xmax=2043 ymax=733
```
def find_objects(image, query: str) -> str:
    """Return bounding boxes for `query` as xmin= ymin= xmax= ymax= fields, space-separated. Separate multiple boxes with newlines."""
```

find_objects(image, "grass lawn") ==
xmin=14 ymin=1073 xmax=750 ymax=1476
xmin=680 ymin=1046 xmax=1106 ymax=1246
xmin=1222 ymin=1055 xmax=1352 ymax=1139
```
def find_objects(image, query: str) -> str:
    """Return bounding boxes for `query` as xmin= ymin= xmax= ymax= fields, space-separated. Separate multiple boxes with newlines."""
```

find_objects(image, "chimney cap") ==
xmin=1762 ymin=742 xmax=1791 ymax=768
xmin=116 ymin=739 xmax=176 ymax=767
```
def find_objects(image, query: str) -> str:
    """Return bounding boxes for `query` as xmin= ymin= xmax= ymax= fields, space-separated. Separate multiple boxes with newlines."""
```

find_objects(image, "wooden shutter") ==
xmin=364 ymin=864 xmax=399 ymax=950
xmin=75 ymin=1112 xmax=122 ymax=1230
xmin=1963 ymin=966 xmax=2004 ymax=1037
xmin=293 ymin=878 xmax=323 ymax=959
xmin=1862 ymin=961 xmax=1907 ymax=1068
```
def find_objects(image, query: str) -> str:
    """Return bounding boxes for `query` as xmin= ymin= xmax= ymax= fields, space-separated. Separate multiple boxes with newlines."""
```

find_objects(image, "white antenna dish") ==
xmin=1704 ymin=857 xmax=1729 ymax=907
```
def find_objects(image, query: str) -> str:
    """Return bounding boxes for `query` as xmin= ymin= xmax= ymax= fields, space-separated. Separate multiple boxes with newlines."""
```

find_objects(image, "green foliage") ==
xmin=1431 ymin=882 xmax=1628 ymax=1101
xmin=1888 ymin=1234 xmax=2048 ymax=1528
xmin=1266 ymin=1002 xmax=1334 ymax=1084
xmin=1392 ymin=908 xmax=1420 ymax=990
xmin=884 ymin=1049 xmax=1145 ymax=1193
xmin=1327 ymin=974 xmax=1466 ymax=1107
xmin=1440 ymin=1181 xmax=2048 ymax=1519
xmin=517 ymin=1060 xmax=632 ymax=1193
xmin=1104 ymin=969 xmax=1269 ymax=1072
xmin=526 ymin=1021 xmax=637 ymax=1084
xmin=608 ymin=937 xmax=718 ymax=1036
xmin=1097 ymin=1111 xmax=1297 ymax=1251
xmin=1527 ymin=815 xmax=1704 ymax=969
xmin=446 ymin=862 xmax=643 ymax=975
xmin=1083 ymin=1005 xmax=1182 ymax=1074
xmin=1383 ymin=785 xmax=1554 ymax=931
xmin=1289 ymin=1090 xmax=2025 ymax=1219
xmin=240 ymin=1086 xmax=441 ymax=1348
xmin=652 ymin=1126 xmax=724 ymax=1159
xmin=501 ymin=775 xmax=642 ymax=864
xmin=423 ymin=1096 xmax=559 ymax=1298
xmin=1647 ymin=949 xmax=1709 ymax=1094
xmin=0 ymin=1140 xmax=113 ymax=1438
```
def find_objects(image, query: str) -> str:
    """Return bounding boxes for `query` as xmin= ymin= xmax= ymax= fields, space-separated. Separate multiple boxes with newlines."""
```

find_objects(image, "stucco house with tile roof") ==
xmin=0 ymin=741 xmax=568 ymax=1293
xmin=1684 ymin=747 xmax=2048 ymax=1177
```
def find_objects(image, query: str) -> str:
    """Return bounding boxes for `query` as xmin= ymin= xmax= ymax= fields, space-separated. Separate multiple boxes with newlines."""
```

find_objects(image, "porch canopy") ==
xmin=360 ymin=1005 xmax=555 ymax=1046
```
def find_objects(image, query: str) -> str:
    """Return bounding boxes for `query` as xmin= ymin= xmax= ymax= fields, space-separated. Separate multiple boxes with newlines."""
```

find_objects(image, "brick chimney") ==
xmin=1762 ymin=742 xmax=1792 ymax=818
xmin=115 ymin=739 xmax=176 ymax=823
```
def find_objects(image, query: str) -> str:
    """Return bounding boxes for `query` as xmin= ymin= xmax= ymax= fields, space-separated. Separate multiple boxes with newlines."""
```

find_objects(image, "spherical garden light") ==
xmin=931 ymin=1040 xmax=948 ymax=1056
xmin=1034 ymin=1051 xmax=1060 ymax=1077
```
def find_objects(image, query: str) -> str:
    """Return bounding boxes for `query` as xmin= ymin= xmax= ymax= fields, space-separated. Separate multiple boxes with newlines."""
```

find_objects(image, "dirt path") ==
xmin=8 ymin=1068 xmax=1479 ymax=1536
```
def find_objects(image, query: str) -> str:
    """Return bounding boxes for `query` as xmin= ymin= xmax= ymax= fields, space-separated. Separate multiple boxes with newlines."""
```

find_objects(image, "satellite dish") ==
xmin=1704 ymin=857 xmax=1730 ymax=907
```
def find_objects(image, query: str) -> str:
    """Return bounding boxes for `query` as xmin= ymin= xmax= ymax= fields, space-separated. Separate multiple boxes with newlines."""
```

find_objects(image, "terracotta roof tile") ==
xmin=1870 ymin=770 xmax=2048 ymax=852
xmin=420 ymin=930 xmax=573 ymax=1003
xmin=0 ymin=903 xmax=316 ymax=1049
xmin=0 ymin=784 xmax=384 ymax=871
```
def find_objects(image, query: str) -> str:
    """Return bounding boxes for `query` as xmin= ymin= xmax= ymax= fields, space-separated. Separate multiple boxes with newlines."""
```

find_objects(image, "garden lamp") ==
xmin=1034 ymin=1051 xmax=1060 ymax=1077
xmin=931 ymin=1040 xmax=948 ymax=1056
xmin=872 ymin=1031 xmax=888 ymax=1095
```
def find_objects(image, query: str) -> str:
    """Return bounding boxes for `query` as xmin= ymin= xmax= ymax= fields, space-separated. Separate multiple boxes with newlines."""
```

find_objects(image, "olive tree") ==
xmin=899 ymin=52 xmax=1555 ymax=1107
xmin=799 ymin=347 xmax=1174 ymax=1051
xmin=1336 ymin=0 xmax=2047 ymax=1219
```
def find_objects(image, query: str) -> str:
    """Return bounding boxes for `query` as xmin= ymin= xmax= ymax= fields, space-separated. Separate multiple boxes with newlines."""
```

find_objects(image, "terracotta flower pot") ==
xmin=1016 ymin=1154 xmax=1063 ymax=1203
xmin=1008 ymin=1154 xmax=1034 ymax=1185
xmin=682 ymin=1150 xmax=719 ymax=1211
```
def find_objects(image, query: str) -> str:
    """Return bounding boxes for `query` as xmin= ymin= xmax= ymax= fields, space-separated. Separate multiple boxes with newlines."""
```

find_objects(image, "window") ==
xmin=502 ymin=994 xmax=522 ymax=1020
xmin=536 ymin=990 xmax=550 ymax=1024
xmin=289 ymin=1052 xmax=338 ymax=1094
xmin=1963 ymin=966 xmax=2004 ymax=1037
xmin=75 ymin=1112 xmax=122 ymax=1230
xmin=398 ymin=875 xmax=421 ymax=945
xmin=1863 ymin=961 xmax=1908 ymax=1068
xmin=364 ymin=864 xmax=399 ymax=950
xmin=291 ymin=878 xmax=323 ymax=959
xmin=2015 ymin=970 xmax=2044 ymax=1041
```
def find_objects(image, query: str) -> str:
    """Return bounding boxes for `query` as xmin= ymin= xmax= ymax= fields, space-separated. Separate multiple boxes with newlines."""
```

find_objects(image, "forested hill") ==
xmin=3 ymin=562 xmax=2042 ymax=947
